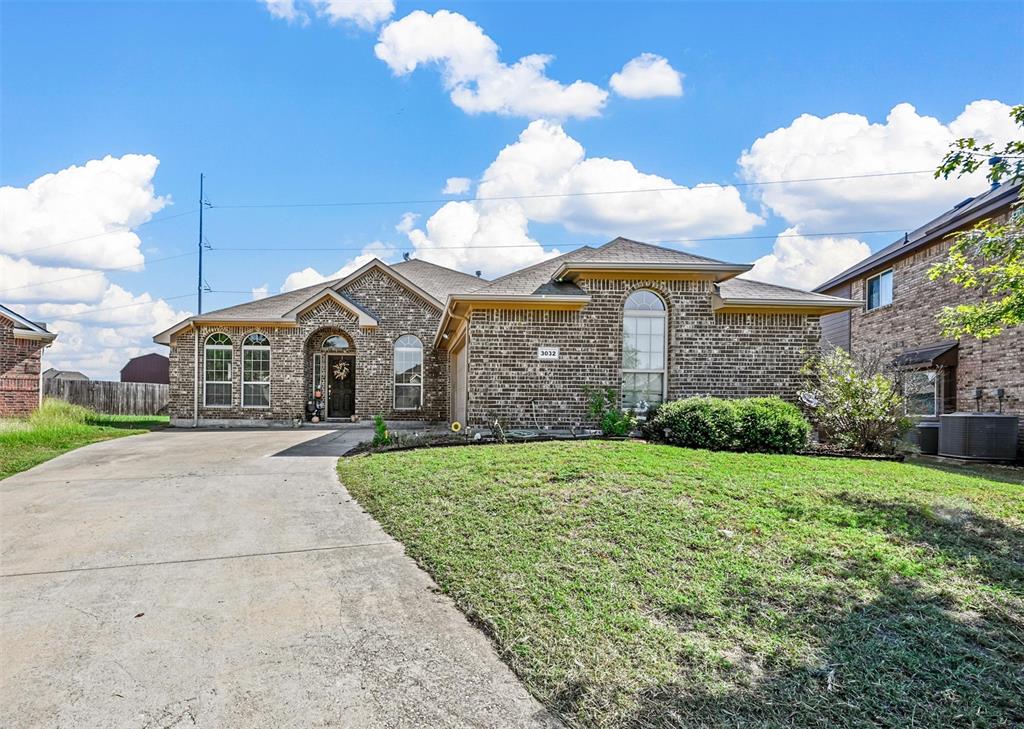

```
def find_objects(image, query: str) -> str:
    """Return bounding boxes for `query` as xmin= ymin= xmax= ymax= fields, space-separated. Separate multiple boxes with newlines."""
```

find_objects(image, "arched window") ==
xmin=204 ymin=333 xmax=232 ymax=407
xmin=242 ymin=333 xmax=271 ymax=408
xmin=622 ymin=290 xmax=666 ymax=410
xmin=393 ymin=334 xmax=423 ymax=409
xmin=322 ymin=335 xmax=351 ymax=350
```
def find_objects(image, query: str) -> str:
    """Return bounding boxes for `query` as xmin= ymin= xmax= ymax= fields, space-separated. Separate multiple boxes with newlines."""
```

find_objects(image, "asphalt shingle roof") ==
xmin=719 ymin=277 xmax=858 ymax=303
xmin=470 ymin=247 xmax=596 ymax=296
xmin=577 ymin=237 xmax=736 ymax=266
xmin=390 ymin=258 xmax=487 ymax=300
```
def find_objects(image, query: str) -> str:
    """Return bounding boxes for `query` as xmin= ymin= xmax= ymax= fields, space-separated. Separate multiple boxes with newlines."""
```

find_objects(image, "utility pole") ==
xmin=197 ymin=173 xmax=205 ymax=315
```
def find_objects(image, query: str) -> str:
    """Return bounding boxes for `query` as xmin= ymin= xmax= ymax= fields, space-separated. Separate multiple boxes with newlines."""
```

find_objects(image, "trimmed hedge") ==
xmin=641 ymin=396 xmax=810 ymax=454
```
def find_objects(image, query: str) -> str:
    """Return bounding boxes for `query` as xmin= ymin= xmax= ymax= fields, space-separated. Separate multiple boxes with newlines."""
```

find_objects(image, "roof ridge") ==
xmin=599 ymin=236 xmax=732 ymax=265
xmin=477 ymin=246 xmax=595 ymax=290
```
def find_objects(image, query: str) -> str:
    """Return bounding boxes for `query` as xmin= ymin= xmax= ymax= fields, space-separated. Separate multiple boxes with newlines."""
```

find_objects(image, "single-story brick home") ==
xmin=154 ymin=237 xmax=860 ymax=427
xmin=1 ymin=303 xmax=57 ymax=417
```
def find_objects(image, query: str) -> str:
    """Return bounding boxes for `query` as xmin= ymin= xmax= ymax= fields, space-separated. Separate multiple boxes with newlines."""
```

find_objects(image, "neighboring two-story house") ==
xmin=815 ymin=181 xmax=1023 ymax=456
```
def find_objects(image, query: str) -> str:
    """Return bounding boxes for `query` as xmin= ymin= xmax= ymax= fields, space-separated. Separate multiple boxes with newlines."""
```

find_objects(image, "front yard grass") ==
xmin=338 ymin=441 xmax=1023 ymax=728
xmin=0 ymin=399 xmax=167 ymax=480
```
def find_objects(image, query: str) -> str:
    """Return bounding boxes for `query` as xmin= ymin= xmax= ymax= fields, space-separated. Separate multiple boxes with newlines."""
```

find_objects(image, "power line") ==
xmin=208 ymin=227 xmax=909 ymax=253
xmin=12 ymin=208 xmax=199 ymax=256
xmin=208 ymin=169 xmax=935 ymax=211
xmin=0 ymin=252 xmax=198 ymax=295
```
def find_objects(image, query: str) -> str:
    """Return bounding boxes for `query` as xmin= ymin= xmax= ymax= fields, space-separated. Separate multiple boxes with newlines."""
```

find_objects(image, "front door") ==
xmin=327 ymin=354 xmax=355 ymax=419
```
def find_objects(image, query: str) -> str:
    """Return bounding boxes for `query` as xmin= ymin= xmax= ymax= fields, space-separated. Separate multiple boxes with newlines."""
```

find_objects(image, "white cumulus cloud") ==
xmin=744 ymin=227 xmax=871 ymax=290
xmin=0 ymin=154 xmax=168 ymax=269
xmin=610 ymin=53 xmax=684 ymax=99
xmin=401 ymin=120 xmax=761 ymax=277
xmin=251 ymin=284 xmax=269 ymax=300
xmin=442 ymin=177 xmax=472 ymax=195
xmin=280 ymin=241 xmax=397 ymax=292
xmin=738 ymin=100 xmax=1019 ymax=229
xmin=0 ymin=255 xmax=109 ymax=304
xmin=263 ymin=0 xmax=393 ymax=28
xmin=374 ymin=10 xmax=608 ymax=119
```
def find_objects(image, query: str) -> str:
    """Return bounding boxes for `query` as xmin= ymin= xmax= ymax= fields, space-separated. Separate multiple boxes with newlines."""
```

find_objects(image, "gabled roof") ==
xmin=552 ymin=237 xmax=752 ymax=282
xmin=0 ymin=303 xmax=57 ymax=342
xmin=469 ymin=247 xmax=595 ymax=296
xmin=815 ymin=180 xmax=1022 ymax=293
xmin=153 ymin=258 xmax=486 ymax=345
xmin=390 ymin=258 xmax=486 ymax=300
xmin=715 ymin=277 xmax=863 ymax=314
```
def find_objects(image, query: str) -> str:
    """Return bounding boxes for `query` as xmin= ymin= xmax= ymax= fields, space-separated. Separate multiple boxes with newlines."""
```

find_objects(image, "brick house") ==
xmin=155 ymin=238 xmax=860 ymax=428
xmin=815 ymin=181 xmax=1024 ymax=456
xmin=1 ymin=303 xmax=57 ymax=417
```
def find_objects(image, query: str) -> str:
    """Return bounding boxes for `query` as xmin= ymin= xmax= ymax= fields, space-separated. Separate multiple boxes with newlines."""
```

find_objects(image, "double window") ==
xmin=866 ymin=269 xmax=893 ymax=310
xmin=622 ymin=290 xmax=666 ymax=410
xmin=204 ymin=333 xmax=232 ymax=407
xmin=242 ymin=333 xmax=271 ymax=408
xmin=394 ymin=334 xmax=423 ymax=409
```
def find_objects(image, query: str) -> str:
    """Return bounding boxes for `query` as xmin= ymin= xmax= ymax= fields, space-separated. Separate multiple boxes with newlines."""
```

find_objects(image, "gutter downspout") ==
xmin=192 ymin=323 xmax=199 ymax=428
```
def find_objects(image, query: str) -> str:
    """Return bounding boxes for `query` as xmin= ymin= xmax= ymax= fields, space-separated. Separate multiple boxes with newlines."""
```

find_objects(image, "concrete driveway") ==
xmin=0 ymin=429 xmax=556 ymax=728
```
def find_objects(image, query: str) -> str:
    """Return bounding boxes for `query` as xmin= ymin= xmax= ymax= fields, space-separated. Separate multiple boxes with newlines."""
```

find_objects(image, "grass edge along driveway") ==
xmin=338 ymin=440 xmax=1024 ymax=729
xmin=0 ymin=399 xmax=167 ymax=480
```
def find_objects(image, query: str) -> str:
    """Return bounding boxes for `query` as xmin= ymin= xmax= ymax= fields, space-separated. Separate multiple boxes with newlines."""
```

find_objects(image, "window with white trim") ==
xmin=866 ymin=269 xmax=893 ymax=310
xmin=204 ymin=333 xmax=232 ymax=407
xmin=622 ymin=290 xmax=666 ymax=410
xmin=242 ymin=333 xmax=271 ymax=408
xmin=394 ymin=334 xmax=423 ymax=409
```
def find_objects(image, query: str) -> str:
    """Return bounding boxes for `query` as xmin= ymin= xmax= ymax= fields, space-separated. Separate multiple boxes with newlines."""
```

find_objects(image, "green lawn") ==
xmin=338 ymin=441 xmax=1024 ymax=728
xmin=0 ymin=399 xmax=167 ymax=480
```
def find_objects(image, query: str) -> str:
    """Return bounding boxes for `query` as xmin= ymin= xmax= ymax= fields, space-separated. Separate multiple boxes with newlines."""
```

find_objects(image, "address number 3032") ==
xmin=537 ymin=347 xmax=560 ymax=360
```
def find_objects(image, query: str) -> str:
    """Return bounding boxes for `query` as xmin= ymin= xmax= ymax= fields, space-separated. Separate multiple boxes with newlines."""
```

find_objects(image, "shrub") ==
xmin=642 ymin=396 xmax=810 ymax=454
xmin=732 ymin=397 xmax=810 ymax=453
xmin=372 ymin=414 xmax=392 ymax=447
xmin=642 ymin=397 xmax=739 ymax=451
xmin=586 ymin=387 xmax=638 ymax=437
xmin=799 ymin=348 xmax=911 ymax=453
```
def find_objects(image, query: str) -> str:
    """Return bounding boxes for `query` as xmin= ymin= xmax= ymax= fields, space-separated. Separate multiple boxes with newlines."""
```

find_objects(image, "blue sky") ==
xmin=2 ymin=0 xmax=1022 ymax=377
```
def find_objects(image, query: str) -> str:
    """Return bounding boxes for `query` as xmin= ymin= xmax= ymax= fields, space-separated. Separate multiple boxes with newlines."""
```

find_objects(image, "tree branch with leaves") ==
xmin=929 ymin=104 xmax=1024 ymax=341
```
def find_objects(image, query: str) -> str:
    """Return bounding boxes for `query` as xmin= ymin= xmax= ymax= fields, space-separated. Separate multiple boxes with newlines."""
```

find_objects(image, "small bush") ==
xmin=372 ymin=414 xmax=392 ymax=447
xmin=799 ymin=349 xmax=911 ymax=453
xmin=643 ymin=397 xmax=739 ymax=451
xmin=587 ymin=387 xmax=637 ymax=437
xmin=642 ymin=396 xmax=809 ymax=454
xmin=733 ymin=397 xmax=810 ymax=453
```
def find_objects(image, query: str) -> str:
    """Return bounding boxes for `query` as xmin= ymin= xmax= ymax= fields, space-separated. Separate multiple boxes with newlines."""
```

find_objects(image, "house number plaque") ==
xmin=537 ymin=347 xmax=560 ymax=360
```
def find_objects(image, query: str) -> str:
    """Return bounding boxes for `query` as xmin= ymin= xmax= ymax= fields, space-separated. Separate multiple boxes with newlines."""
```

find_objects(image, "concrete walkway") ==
xmin=1 ymin=429 xmax=556 ymax=728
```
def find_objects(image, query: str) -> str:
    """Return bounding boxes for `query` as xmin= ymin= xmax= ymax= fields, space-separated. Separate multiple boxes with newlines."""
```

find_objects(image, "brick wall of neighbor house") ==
xmin=167 ymin=269 xmax=447 ymax=423
xmin=464 ymin=277 xmax=821 ymax=428
xmin=0 ymin=315 xmax=46 ymax=417
xmin=845 ymin=236 xmax=1024 ymax=455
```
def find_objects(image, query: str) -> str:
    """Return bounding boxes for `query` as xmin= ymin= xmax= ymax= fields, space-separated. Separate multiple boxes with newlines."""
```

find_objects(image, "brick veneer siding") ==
xmin=167 ymin=270 xmax=447 ymax=424
xmin=464 ymin=277 xmax=820 ymax=428
xmin=0 ymin=316 xmax=46 ymax=417
xmin=842 ymin=235 xmax=1024 ymax=456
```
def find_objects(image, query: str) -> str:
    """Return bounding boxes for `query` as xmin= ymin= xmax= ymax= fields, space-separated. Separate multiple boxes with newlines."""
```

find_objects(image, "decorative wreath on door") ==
xmin=332 ymin=361 xmax=350 ymax=381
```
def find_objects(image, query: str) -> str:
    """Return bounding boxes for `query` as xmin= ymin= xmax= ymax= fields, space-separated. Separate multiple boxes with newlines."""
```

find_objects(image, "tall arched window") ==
xmin=242 ymin=333 xmax=271 ymax=408
xmin=394 ymin=334 xmax=423 ymax=409
xmin=622 ymin=290 xmax=666 ymax=410
xmin=204 ymin=333 xmax=232 ymax=407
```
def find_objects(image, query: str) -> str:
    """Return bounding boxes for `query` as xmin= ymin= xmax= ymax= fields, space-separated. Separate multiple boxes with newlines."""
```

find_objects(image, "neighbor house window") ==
xmin=242 ymin=333 xmax=271 ymax=408
xmin=204 ymin=333 xmax=233 ymax=407
xmin=622 ymin=290 xmax=666 ymax=410
xmin=866 ymin=269 xmax=893 ymax=310
xmin=394 ymin=334 xmax=423 ymax=409
xmin=904 ymin=370 xmax=938 ymax=416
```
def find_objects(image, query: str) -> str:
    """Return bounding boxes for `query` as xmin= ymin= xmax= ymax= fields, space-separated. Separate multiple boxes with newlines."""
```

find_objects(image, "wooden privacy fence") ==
xmin=43 ymin=379 xmax=169 ymax=416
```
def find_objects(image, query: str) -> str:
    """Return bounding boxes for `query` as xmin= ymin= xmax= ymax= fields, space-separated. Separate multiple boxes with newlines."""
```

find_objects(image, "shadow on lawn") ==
xmin=612 ymin=497 xmax=1024 ymax=728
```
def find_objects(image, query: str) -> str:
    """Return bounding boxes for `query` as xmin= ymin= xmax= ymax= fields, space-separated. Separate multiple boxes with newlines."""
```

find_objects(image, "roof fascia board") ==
xmin=815 ymin=184 xmax=1022 ymax=292
xmin=712 ymin=292 xmax=863 ymax=315
xmin=12 ymin=329 xmax=57 ymax=342
xmin=555 ymin=261 xmax=752 ymax=283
